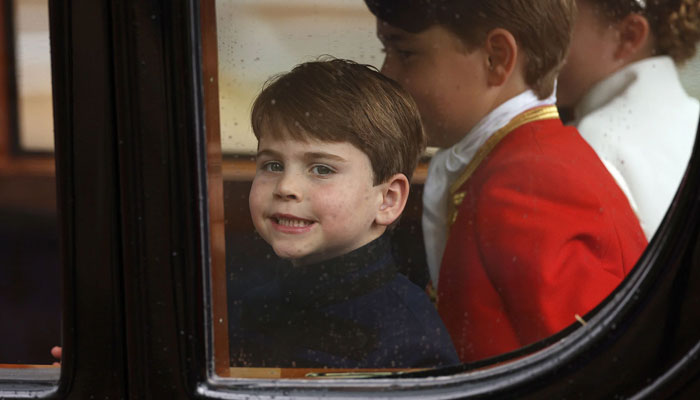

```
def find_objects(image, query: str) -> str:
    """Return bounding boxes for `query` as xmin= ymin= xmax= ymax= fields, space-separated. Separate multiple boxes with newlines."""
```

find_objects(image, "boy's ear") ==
xmin=484 ymin=28 xmax=518 ymax=87
xmin=375 ymin=173 xmax=410 ymax=227
xmin=614 ymin=14 xmax=651 ymax=61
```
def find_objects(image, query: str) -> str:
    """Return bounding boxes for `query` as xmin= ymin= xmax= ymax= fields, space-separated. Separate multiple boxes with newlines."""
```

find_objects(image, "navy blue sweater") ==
xmin=228 ymin=234 xmax=459 ymax=368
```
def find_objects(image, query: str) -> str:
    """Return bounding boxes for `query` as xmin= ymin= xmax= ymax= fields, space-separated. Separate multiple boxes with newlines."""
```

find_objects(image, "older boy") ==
xmin=230 ymin=58 xmax=459 ymax=369
xmin=365 ymin=0 xmax=647 ymax=362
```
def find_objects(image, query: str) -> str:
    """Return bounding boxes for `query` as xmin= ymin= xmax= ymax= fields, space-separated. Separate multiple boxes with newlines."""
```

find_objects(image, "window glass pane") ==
xmin=0 ymin=0 xmax=60 ymax=379
xmin=207 ymin=0 xmax=700 ymax=381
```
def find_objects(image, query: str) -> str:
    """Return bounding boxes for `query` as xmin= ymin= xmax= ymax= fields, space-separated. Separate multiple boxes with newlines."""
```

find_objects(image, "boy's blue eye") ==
xmin=263 ymin=161 xmax=283 ymax=172
xmin=311 ymin=165 xmax=334 ymax=175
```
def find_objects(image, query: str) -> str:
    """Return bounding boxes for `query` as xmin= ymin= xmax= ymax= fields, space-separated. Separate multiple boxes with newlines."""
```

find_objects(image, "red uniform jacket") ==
xmin=437 ymin=107 xmax=647 ymax=362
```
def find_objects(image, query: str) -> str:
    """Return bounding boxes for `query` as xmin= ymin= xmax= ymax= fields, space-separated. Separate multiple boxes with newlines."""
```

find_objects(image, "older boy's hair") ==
xmin=251 ymin=58 xmax=426 ymax=185
xmin=365 ymin=0 xmax=576 ymax=99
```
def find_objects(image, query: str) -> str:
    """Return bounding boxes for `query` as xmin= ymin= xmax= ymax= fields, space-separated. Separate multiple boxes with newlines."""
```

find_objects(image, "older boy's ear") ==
xmin=484 ymin=28 xmax=518 ymax=87
xmin=614 ymin=14 xmax=651 ymax=61
xmin=375 ymin=173 xmax=410 ymax=227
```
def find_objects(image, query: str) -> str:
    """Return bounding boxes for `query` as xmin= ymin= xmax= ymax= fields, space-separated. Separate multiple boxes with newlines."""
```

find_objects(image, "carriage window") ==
xmin=0 ymin=0 xmax=61 ymax=380
xmin=206 ymin=0 xmax=700 ymax=381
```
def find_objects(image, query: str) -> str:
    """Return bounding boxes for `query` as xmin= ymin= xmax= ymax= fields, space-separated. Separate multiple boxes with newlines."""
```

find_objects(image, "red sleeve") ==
xmin=473 ymin=156 xmax=642 ymax=345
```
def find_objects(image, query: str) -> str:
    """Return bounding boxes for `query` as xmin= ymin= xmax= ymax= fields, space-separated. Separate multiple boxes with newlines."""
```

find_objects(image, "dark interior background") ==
xmin=0 ymin=175 xmax=60 ymax=365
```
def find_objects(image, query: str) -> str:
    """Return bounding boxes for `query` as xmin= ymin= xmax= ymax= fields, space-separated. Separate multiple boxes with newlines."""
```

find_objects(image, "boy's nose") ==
xmin=273 ymin=173 xmax=303 ymax=201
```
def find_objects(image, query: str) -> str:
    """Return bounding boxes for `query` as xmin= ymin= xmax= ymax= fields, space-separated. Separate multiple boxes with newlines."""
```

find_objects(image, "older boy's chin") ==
xmin=425 ymin=132 xmax=451 ymax=149
xmin=424 ymin=123 xmax=471 ymax=149
xmin=426 ymin=133 xmax=463 ymax=149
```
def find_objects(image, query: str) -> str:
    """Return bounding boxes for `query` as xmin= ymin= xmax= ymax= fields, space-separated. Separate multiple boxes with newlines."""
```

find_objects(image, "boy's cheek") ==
xmin=248 ymin=186 xmax=267 ymax=225
xmin=250 ymin=178 xmax=271 ymax=197
xmin=314 ymin=191 xmax=354 ymax=221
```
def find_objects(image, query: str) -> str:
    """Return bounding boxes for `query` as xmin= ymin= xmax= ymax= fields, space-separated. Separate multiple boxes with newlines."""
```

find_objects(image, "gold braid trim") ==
xmin=447 ymin=105 xmax=560 ymax=227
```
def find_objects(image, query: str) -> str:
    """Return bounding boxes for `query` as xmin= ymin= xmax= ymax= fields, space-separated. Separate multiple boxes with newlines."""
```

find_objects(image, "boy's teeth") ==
xmin=277 ymin=217 xmax=311 ymax=227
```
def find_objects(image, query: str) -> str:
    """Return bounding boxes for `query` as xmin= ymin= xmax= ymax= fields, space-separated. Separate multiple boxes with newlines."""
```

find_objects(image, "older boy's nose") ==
xmin=274 ymin=173 xmax=302 ymax=201
xmin=379 ymin=60 xmax=392 ymax=78
xmin=379 ymin=58 xmax=398 ymax=81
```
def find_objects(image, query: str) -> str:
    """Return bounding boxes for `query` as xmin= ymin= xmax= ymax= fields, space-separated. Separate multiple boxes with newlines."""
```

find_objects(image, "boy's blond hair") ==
xmin=251 ymin=57 xmax=426 ymax=185
xmin=366 ymin=0 xmax=576 ymax=99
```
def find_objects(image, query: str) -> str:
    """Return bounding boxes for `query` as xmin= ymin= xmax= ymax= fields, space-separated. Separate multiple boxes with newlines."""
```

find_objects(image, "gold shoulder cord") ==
xmin=447 ymin=106 xmax=560 ymax=227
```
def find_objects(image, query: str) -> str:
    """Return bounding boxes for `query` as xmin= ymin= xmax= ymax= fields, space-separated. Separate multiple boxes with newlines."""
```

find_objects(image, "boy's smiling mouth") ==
xmin=270 ymin=214 xmax=316 ymax=231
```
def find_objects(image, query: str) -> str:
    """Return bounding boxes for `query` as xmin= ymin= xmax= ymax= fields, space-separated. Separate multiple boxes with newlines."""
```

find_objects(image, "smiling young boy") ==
xmin=365 ymin=0 xmax=648 ymax=362
xmin=229 ymin=58 xmax=459 ymax=369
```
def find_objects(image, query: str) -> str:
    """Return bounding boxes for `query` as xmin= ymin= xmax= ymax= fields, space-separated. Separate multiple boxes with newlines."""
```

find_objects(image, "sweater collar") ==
xmin=243 ymin=233 xmax=397 ymax=312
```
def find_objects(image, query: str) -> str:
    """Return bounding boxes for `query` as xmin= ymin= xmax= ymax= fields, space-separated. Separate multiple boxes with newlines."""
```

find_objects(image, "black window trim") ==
xmin=0 ymin=0 xmax=129 ymax=398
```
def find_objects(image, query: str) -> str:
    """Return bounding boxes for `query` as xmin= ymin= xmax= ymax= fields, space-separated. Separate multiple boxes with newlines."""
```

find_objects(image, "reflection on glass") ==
xmin=0 ymin=0 xmax=60 ymax=377
xmin=216 ymin=0 xmax=382 ymax=154
xmin=208 ymin=0 xmax=700 ymax=378
xmin=13 ymin=0 xmax=53 ymax=152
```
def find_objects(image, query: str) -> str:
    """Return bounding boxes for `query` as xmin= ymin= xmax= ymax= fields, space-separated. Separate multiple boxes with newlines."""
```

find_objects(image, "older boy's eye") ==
xmin=381 ymin=46 xmax=414 ymax=61
xmin=311 ymin=165 xmax=334 ymax=175
xmin=262 ymin=161 xmax=283 ymax=172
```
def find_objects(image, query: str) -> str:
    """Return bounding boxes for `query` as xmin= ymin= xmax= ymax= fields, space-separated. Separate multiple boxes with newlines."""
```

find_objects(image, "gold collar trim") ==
xmin=448 ymin=105 xmax=559 ymax=195
xmin=446 ymin=105 xmax=559 ymax=227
